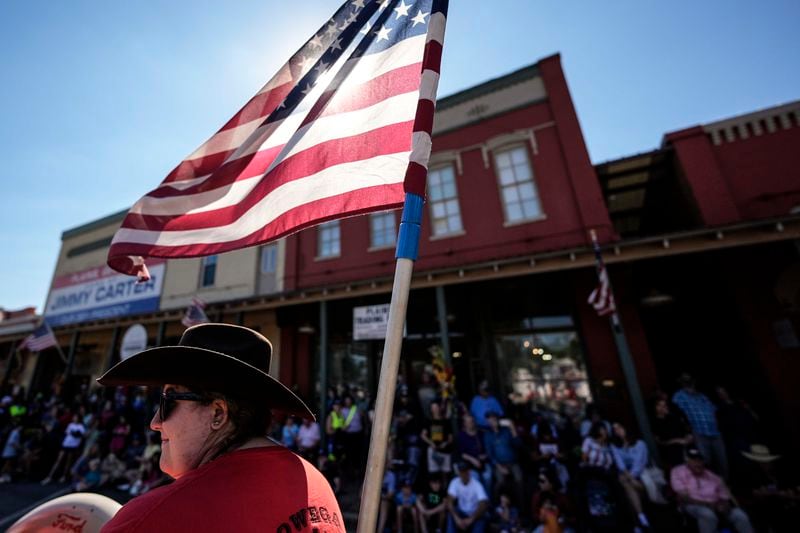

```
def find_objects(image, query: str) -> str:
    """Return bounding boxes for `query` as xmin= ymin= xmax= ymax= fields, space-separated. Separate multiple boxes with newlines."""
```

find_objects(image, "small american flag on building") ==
xmin=588 ymin=231 xmax=616 ymax=317
xmin=20 ymin=322 xmax=59 ymax=352
xmin=108 ymin=0 xmax=448 ymax=279
xmin=182 ymin=298 xmax=210 ymax=328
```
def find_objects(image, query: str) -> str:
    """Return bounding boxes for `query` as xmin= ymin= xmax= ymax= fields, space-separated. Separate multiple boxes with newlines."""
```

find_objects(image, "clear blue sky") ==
xmin=1 ymin=0 xmax=798 ymax=312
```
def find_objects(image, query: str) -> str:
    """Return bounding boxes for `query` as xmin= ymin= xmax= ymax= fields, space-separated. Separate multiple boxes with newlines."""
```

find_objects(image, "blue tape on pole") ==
xmin=396 ymin=193 xmax=424 ymax=260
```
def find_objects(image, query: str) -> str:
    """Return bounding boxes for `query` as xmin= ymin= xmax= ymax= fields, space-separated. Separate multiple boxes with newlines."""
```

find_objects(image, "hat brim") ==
xmin=97 ymin=345 xmax=314 ymax=420
xmin=741 ymin=451 xmax=780 ymax=463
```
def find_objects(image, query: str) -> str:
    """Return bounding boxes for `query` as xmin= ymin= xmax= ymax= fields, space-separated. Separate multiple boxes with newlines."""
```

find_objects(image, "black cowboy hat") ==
xmin=97 ymin=323 xmax=314 ymax=420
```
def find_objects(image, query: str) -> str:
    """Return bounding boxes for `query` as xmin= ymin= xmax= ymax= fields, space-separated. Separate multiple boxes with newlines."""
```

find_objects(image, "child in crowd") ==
xmin=395 ymin=478 xmax=419 ymax=532
xmin=416 ymin=476 xmax=447 ymax=533
xmin=492 ymin=492 xmax=520 ymax=533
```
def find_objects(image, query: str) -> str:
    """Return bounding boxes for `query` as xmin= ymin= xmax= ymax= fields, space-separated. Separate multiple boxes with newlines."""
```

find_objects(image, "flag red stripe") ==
xmin=422 ymin=40 xmax=443 ymax=75
xmin=404 ymin=161 xmax=428 ymax=196
xmin=219 ymin=83 xmax=293 ymax=132
xmin=156 ymin=64 xmax=423 ymax=192
xmin=412 ymin=99 xmax=435 ymax=134
xmin=122 ymin=121 xmax=414 ymax=231
xmin=301 ymin=63 xmax=423 ymax=128
xmin=109 ymin=184 xmax=405 ymax=261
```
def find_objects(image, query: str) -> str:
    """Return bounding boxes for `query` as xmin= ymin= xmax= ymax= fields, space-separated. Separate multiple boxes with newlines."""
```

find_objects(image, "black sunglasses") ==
xmin=159 ymin=391 xmax=206 ymax=423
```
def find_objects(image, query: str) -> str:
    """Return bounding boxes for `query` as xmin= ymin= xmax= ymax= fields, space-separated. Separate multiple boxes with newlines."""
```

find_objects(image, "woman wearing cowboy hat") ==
xmin=98 ymin=323 xmax=343 ymax=533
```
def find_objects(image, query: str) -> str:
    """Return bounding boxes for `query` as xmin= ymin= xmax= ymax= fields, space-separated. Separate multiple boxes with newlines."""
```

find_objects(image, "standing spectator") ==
xmin=456 ymin=414 xmax=491 ymax=492
xmin=469 ymin=381 xmax=504 ymax=431
xmin=418 ymin=372 xmax=438 ymax=419
xmin=395 ymin=478 xmax=420 ymax=532
xmin=672 ymin=373 xmax=728 ymax=478
xmin=296 ymin=418 xmax=321 ymax=463
xmin=421 ymin=400 xmax=453 ymax=483
xmin=670 ymin=446 xmax=754 ymax=533
xmin=0 ymin=419 xmax=22 ymax=483
xmin=280 ymin=416 xmax=299 ymax=451
xmin=341 ymin=395 xmax=364 ymax=476
xmin=610 ymin=422 xmax=650 ymax=529
xmin=651 ymin=397 xmax=692 ymax=469
xmin=447 ymin=462 xmax=489 ymax=532
xmin=325 ymin=398 xmax=345 ymax=461
xmin=417 ymin=476 xmax=447 ymax=533
xmin=715 ymin=386 xmax=759 ymax=481
xmin=483 ymin=412 xmax=522 ymax=504
xmin=109 ymin=415 xmax=131 ymax=457
xmin=41 ymin=413 xmax=85 ymax=484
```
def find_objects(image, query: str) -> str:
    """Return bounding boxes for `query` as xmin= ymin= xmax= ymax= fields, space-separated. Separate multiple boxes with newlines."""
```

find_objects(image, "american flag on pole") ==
xmin=588 ymin=230 xmax=616 ymax=317
xmin=19 ymin=322 xmax=59 ymax=352
xmin=107 ymin=0 xmax=448 ymax=279
xmin=181 ymin=298 xmax=210 ymax=328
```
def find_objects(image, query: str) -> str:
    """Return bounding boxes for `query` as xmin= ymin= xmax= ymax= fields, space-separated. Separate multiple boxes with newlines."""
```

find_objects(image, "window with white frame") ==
xmin=317 ymin=221 xmax=341 ymax=258
xmin=260 ymin=243 xmax=278 ymax=274
xmin=428 ymin=165 xmax=463 ymax=237
xmin=370 ymin=212 xmax=396 ymax=249
xmin=495 ymin=145 xmax=543 ymax=223
xmin=200 ymin=255 xmax=218 ymax=287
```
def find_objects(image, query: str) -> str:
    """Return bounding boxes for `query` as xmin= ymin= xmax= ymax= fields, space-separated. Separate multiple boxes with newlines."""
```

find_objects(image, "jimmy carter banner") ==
xmin=44 ymin=260 xmax=165 ymax=327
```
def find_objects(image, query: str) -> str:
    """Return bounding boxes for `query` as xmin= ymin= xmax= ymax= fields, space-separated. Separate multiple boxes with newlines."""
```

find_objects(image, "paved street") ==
xmin=0 ymin=482 xmax=133 ymax=531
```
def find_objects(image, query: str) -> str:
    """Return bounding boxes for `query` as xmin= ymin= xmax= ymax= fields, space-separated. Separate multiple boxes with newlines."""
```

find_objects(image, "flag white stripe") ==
xmin=135 ymin=92 xmax=419 ymax=216
xmin=427 ymin=12 xmax=446 ymax=44
xmin=113 ymin=152 xmax=411 ymax=247
xmin=174 ymin=35 xmax=427 ymax=170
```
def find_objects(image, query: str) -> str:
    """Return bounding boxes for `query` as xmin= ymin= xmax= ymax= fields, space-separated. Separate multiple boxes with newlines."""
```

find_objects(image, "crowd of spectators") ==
xmin=350 ymin=371 xmax=799 ymax=532
xmin=2 ymin=368 xmax=800 ymax=532
xmin=0 ymin=382 xmax=165 ymax=497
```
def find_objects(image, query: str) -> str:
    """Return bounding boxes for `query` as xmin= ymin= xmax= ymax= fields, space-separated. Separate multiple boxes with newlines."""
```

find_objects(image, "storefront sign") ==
xmin=120 ymin=324 xmax=148 ymax=360
xmin=353 ymin=304 xmax=392 ymax=340
xmin=44 ymin=261 xmax=165 ymax=327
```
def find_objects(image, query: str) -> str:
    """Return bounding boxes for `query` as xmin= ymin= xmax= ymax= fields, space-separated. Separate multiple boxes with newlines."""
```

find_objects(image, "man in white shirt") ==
xmin=447 ymin=462 xmax=489 ymax=532
xmin=296 ymin=419 xmax=321 ymax=462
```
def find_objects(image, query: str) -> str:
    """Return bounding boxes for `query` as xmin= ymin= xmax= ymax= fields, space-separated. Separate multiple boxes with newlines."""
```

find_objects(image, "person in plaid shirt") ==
xmin=672 ymin=373 xmax=728 ymax=479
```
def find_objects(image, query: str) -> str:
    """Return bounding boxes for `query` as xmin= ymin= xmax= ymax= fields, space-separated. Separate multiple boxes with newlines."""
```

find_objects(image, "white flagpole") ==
xmin=357 ymin=193 xmax=424 ymax=533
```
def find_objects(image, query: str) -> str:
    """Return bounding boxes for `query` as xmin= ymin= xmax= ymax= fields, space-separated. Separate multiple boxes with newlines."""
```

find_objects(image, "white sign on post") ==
xmin=353 ymin=304 xmax=393 ymax=340
xmin=120 ymin=324 xmax=148 ymax=360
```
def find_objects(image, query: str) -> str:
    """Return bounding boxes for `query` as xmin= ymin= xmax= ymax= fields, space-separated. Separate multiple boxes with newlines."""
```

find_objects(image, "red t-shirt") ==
xmin=101 ymin=446 xmax=344 ymax=533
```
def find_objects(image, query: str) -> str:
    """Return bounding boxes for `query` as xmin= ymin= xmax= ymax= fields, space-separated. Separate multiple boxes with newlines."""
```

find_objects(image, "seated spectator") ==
xmin=456 ymin=414 xmax=491 ymax=492
xmin=492 ymin=492 xmax=520 ymax=533
xmin=447 ymin=462 xmax=489 ymax=532
xmin=483 ymin=412 xmax=522 ymax=503
xmin=73 ymin=457 xmax=102 ymax=492
xmin=395 ymin=478 xmax=419 ymax=532
xmin=610 ymin=422 xmax=650 ymax=529
xmin=470 ymin=381 xmax=504 ymax=431
xmin=739 ymin=444 xmax=799 ymax=532
xmin=378 ymin=466 xmax=397 ymax=533
xmin=109 ymin=415 xmax=131 ymax=457
xmin=101 ymin=452 xmax=126 ymax=486
xmin=670 ymin=446 xmax=754 ymax=533
xmin=581 ymin=421 xmax=613 ymax=472
xmin=421 ymin=400 xmax=453 ymax=483
xmin=416 ymin=476 xmax=447 ymax=533
xmin=651 ymin=397 xmax=692 ymax=469
xmin=531 ymin=467 xmax=576 ymax=533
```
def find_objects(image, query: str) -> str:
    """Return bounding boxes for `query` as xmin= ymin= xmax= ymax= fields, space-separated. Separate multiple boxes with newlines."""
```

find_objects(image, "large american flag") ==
xmin=19 ymin=322 xmax=59 ymax=352
xmin=108 ymin=0 xmax=448 ymax=279
xmin=588 ymin=231 xmax=616 ymax=317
